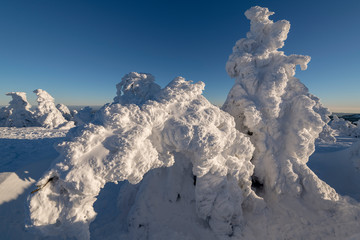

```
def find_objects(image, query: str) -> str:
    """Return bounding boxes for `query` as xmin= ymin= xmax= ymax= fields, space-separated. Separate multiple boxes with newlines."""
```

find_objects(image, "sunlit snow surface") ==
xmin=0 ymin=127 xmax=359 ymax=239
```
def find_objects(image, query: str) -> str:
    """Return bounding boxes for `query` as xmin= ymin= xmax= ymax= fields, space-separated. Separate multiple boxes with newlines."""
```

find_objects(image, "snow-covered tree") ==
xmin=56 ymin=103 xmax=72 ymax=121
xmin=72 ymin=106 xmax=95 ymax=125
xmin=33 ymin=89 xmax=73 ymax=129
xmin=0 ymin=92 xmax=37 ymax=127
xmin=27 ymin=6 xmax=360 ymax=240
xmin=330 ymin=115 xmax=360 ymax=137
xmin=222 ymin=6 xmax=360 ymax=239
xmin=28 ymin=73 xmax=255 ymax=239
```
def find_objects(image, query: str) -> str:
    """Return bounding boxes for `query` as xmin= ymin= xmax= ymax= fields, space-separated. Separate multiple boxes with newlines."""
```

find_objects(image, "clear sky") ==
xmin=0 ymin=0 xmax=359 ymax=113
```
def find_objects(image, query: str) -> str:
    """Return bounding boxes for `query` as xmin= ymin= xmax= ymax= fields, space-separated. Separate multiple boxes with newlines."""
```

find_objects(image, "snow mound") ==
xmin=222 ymin=6 xmax=360 ymax=239
xmin=33 ymin=89 xmax=74 ymax=129
xmin=28 ymin=74 xmax=255 ymax=239
xmin=0 ymin=92 xmax=37 ymax=127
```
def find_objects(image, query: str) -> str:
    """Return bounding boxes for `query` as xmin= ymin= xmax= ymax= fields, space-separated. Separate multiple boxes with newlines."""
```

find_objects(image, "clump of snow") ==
xmin=317 ymin=124 xmax=337 ymax=144
xmin=73 ymin=106 xmax=95 ymax=125
xmin=56 ymin=103 xmax=73 ymax=121
xmin=28 ymin=74 xmax=255 ymax=239
xmin=330 ymin=115 xmax=360 ymax=137
xmin=113 ymin=72 xmax=161 ymax=105
xmin=33 ymin=89 xmax=74 ymax=129
xmin=0 ymin=92 xmax=37 ymax=127
xmin=223 ymin=6 xmax=360 ymax=239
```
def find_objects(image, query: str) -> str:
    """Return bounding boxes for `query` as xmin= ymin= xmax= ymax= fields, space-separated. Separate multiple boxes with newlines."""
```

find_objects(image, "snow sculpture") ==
xmin=0 ymin=92 xmax=36 ymax=127
xmin=73 ymin=106 xmax=95 ymax=125
xmin=56 ymin=103 xmax=72 ymax=121
xmin=113 ymin=72 xmax=161 ymax=105
xmin=28 ymin=73 xmax=255 ymax=239
xmin=330 ymin=115 xmax=359 ymax=137
xmin=33 ymin=89 xmax=72 ymax=129
xmin=223 ymin=6 xmax=360 ymax=239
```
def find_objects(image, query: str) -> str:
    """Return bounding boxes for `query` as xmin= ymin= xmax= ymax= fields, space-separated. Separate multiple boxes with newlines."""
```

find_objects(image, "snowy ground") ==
xmin=0 ymin=126 xmax=359 ymax=239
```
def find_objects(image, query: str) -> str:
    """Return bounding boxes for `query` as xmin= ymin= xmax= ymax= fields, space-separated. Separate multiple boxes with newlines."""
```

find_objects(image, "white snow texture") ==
xmin=0 ymin=89 xmax=74 ymax=129
xmin=27 ymin=6 xmax=360 ymax=240
xmin=0 ymin=92 xmax=36 ymax=127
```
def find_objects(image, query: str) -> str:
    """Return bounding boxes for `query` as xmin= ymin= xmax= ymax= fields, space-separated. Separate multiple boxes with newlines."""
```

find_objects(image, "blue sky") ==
xmin=1 ymin=0 xmax=359 ymax=112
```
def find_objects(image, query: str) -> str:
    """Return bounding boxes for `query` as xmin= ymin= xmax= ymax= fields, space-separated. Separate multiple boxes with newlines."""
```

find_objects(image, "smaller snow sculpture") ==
xmin=330 ymin=115 xmax=359 ymax=137
xmin=73 ymin=106 xmax=95 ymax=125
xmin=33 ymin=89 xmax=73 ymax=129
xmin=56 ymin=103 xmax=72 ymax=121
xmin=113 ymin=72 xmax=161 ymax=105
xmin=0 ymin=92 xmax=36 ymax=127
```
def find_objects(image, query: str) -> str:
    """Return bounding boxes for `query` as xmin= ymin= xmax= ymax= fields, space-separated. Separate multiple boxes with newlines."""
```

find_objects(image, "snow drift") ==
xmin=27 ymin=6 xmax=360 ymax=240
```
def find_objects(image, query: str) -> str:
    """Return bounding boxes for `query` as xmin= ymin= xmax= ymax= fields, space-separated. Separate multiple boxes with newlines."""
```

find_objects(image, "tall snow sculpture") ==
xmin=223 ymin=6 xmax=360 ymax=239
xmin=0 ymin=92 xmax=36 ymax=127
xmin=28 ymin=73 xmax=255 ymax=239
xmin=33 ymin=89 xmax=71 ymax=128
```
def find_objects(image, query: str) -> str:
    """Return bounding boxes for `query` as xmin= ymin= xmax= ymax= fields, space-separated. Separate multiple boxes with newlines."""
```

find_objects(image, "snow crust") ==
xmin=0 ymin=92 xmax=36 ymax=127
xmin=28 ymin=74 xmax=255 ymax=239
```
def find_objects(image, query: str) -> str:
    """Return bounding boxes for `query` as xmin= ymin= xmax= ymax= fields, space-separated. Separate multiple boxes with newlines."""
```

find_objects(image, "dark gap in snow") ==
xmin=247 ymin=130 xmax=253 ymax=136
xmin=251 ymin=176 xmax=264 ymax=195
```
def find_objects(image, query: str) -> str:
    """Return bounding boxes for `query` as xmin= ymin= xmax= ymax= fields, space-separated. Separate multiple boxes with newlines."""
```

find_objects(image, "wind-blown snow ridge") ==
xmin=28 ymin=74 xmax=255 ymax=239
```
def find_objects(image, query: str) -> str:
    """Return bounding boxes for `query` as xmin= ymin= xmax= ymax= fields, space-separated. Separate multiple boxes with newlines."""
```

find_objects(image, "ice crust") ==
xmin=27 ymin=6 xmax=360 ymax=240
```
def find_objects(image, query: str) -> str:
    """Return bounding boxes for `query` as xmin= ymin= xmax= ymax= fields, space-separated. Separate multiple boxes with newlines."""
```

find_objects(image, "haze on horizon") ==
xmin=0 ymin=0 xmax=359 ymax=113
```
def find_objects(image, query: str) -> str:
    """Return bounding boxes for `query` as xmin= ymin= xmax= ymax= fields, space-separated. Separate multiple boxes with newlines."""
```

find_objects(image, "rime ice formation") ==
xmin=33 ymin=89 xmax=73 ymax=129
xmin=113 ymin=72 xmax=161 ymax=105
xmin=0 ymin=92 xmax=36 ymax=127
xmin=56 ymin=103 xmax=72 ymax=121
xmin=330 ymin=115 xmax=360 ymax=137
xmin=26 ymin=6 xmax=360 ymax=240
xmin=28 ymin=74 xmax=255 ymax=239
xmin=73 ymin=106 xmax=95 ymax=125
xmin=222 ymin=6 xmax=360 ymax=239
